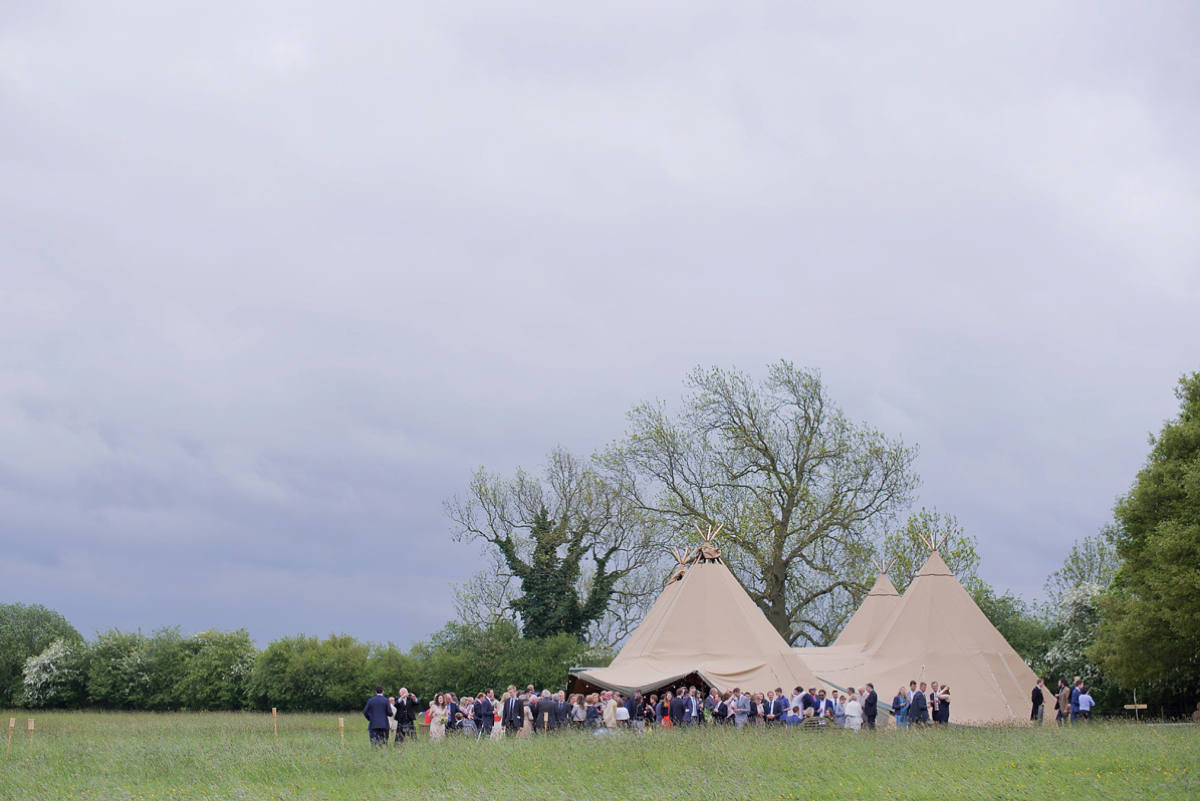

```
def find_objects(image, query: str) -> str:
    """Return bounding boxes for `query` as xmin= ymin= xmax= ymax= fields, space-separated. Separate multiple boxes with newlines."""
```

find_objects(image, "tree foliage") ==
xmin=408 ymin=620 xmax=590 ymax=700
xmin=174 ymin=629 xmax=257 ymax=711
xmin=0 ymin=603 xmax=82 ymax=705
xmin=86 ymin=628 xmax=191 ymax=711
xmin=880 ymin=508 xmax=982 ymax=594
xmin=1044 ymin=532 xmax=1120 ymax=608
xmin=1045 ymin=583 xmax=1104 ymax=687
xmin=446 ymin=447 xmax=657 ymax=641
xmin=1092 ymin=372 xmax=1200 ymax=694
xmin=247 ymin=634 xmax=372 ymax=712
xmin=20 ymin=639 xmax=88 ymax=708
xmin=604 ymin=362 xmax=919 ymax=645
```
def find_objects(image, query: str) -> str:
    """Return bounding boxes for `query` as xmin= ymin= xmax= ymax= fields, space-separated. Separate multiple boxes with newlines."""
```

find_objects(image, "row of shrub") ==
xmin=5 ymin=604 xmax=601 ymax=711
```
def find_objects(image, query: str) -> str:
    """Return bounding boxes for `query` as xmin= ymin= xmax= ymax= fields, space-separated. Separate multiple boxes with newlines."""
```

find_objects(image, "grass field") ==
xmin=0 ymin=711 xmax=1196 ymax=801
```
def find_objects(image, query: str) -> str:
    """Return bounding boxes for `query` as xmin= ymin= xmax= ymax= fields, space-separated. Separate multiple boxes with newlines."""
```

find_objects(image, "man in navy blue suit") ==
xmin=363 ymin=685 xmax=391 ymax=746
xmin=476 ymin=689 xmax=495 ymax=739
xmin=769 ymin=687 xmax=788 ymax=725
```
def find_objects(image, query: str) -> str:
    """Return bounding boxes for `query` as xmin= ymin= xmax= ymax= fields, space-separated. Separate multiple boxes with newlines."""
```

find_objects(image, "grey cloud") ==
xmin=1 ymin=0 xmax=1197 ymax=644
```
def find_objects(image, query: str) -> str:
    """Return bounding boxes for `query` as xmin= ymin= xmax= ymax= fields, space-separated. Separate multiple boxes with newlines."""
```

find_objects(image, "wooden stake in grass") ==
xmin=27 ymin=719 xmax=34 ymax=760
xmin=272 ymin=708 xmax=278 ymax=742
xmin=6 ymin=718 xmax=13 ymax=759
xmin=338 ymin=718 xmax=345 ymax=749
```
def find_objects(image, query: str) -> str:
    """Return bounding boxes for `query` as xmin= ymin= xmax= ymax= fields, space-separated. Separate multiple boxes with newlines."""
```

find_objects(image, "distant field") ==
xmin=0 ymin=711 xmax=1196 ymax=800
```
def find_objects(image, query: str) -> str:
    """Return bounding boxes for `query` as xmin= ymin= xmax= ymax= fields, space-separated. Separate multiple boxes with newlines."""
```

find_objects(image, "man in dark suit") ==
xmin=863 ymin=683 xmax=878 ymax=730
xmin=363 ymin=685 xmax=392 ymax=746
xmin=813 ymin=690 xmax=834 ymax=722
xmin=1030 ymin=679 xmax=1045 ymax=724
xmin=627 ymin=691 xmax=645 ymax=731
xmin=393 ymin=687 xmax=420 ymax=744
xmin=769 ymin=688 xmax=788 ymax=725
xmin=533 ymin=690 xmax=558 ymax=733
xmin=476 ymin=689 xmax=495 ymax=739
xmin=550 ymin=692 xmax=568 ymax=728
xmin=669 ymin=692 xmax=687 ymax=726
xmin=909 ymin=681 xmax=929 ymax=725
xmin=501 ymin=685 xmax=524 ymax=734
xmin=801 ymin=687 xmax=817 ymax=717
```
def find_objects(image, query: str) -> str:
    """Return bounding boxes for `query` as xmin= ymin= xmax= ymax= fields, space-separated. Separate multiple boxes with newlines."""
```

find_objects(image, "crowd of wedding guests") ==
xmin=363 ymin=681 xmax=912 ymax=744
xmin=888 ymin=680 xmax=951 ymax=727
xmin=366 ymin=673 xmax=1110 ymax=743
xmin=1030 ymin=676 xmax=1096 ymax=724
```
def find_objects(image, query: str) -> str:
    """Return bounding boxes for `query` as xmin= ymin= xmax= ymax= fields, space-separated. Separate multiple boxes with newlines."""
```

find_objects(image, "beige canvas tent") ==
xmin=831 ymin=566 xmax=901 ymax=650
xmin=571 ymin=538 xmax=822 ymax=696
xmin=796 ymin=550 xmax=1039 ymax=724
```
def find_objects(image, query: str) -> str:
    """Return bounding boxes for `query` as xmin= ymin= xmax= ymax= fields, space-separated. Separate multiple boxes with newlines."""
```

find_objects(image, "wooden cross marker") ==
xmin=27 ymin=719 xmax=34 ymax=760
xmin=338 ymin=718 xmax=345 ymax=749
xmin=272 ymin=708 xmax=278 ymax=742
xmin=6 ymin=718 xmax=13 ymax=759
xmin=1124 ymin=690 xmax=1147 ymax=721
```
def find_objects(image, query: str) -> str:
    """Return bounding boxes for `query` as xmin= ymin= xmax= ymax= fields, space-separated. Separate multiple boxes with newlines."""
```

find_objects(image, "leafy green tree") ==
xmin=409 ymin=620 xmax=588 ymax=699
xmin=248 ymin=634 xmax=371 ymax=711
xmin=86 ymin=628 xmax=188 ymax=710
xmin=446 ymin=448 xmax=657 ymax=641
xmin=0 ymin=603 xmax=82 ymax=705
xmin=175 ymin=629 xmax=257 ymax=711
xmin=366 ymin=643 xmax=424 ymax=698
xmin=603 ymin=362 xmax=919 ymax=646
xmin=1091 ymin=372 xmax=1200 ymax=696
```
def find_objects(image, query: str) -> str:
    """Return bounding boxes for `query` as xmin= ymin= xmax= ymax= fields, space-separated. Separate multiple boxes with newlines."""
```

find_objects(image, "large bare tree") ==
xmin=602 ymin=362 xmax=919 ymax=646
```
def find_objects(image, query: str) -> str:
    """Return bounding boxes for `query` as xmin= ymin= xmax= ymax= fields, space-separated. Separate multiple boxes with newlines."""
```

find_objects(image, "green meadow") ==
xmin=0 ymin=712 xmax=1195 ymax=801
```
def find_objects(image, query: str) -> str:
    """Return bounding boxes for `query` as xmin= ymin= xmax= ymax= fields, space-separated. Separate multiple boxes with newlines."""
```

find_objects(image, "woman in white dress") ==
xmin=428 ymin=694 xmax=449 ymax=741
xmin=844 ymin=693 xmax=864 ymax=731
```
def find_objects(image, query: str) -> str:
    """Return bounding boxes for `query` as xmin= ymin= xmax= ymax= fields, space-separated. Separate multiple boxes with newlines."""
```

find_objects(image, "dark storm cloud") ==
xmin=1 ymin=0 xmax=1197 ymax=645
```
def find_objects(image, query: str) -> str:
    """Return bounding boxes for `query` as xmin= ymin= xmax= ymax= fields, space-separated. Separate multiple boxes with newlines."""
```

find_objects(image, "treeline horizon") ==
xmin=2 ymin=608 xmax=605 ymax=713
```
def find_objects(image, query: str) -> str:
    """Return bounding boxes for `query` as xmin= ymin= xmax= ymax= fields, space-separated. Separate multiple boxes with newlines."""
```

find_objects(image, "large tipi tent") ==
xmin=571 ymin=534 xmax=822 ymax=696
xmin=796 ymin=550 xmax=1039 ymax=724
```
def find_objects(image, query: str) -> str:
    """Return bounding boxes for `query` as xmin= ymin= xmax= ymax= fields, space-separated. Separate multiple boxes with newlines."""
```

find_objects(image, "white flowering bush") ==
xmin=1044 ymin=582 xmax=1103 ymax=686
xmin=21 ymin=638 xmax=86 ymax=707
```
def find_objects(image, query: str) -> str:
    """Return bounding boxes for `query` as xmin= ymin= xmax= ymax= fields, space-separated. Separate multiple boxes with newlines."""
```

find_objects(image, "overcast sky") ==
xmin=2 ymin=1 xmax=1197 ymax=648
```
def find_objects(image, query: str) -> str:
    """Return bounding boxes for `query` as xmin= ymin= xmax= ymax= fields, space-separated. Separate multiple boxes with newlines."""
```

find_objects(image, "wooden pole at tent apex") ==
xmin=338 ymin=717 xmax=345 ymax=749
xmin=6 ymin=717 xmax=13 ymax=759
xmin=272 ymin=708 xmax=278 ymax=742
xmin=27 ymin=719 xmax=34 ymax=760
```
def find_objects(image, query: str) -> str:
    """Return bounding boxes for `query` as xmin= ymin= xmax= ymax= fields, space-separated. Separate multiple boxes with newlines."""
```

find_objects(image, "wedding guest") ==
xmin=863 ymin=683 xmax=878 ymax=730
xmin=933 ymin=683 xmax=950 ymax=724
xmin=893 ymin=687 xmax=909 ymax=729
xmin=363 ymin=685 xmax=391 ymax=746
xmin=428 ymin=693 xmax=449 ymax=741
xmin=844 ymin=693 xmax=863 ymax=731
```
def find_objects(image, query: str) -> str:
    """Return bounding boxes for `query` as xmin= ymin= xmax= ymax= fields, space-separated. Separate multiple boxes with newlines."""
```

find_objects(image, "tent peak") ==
xmin=692 ymin=522 xmax=724 ymax=563
xmin=915 ymin=529 xmax=950 ymax=554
